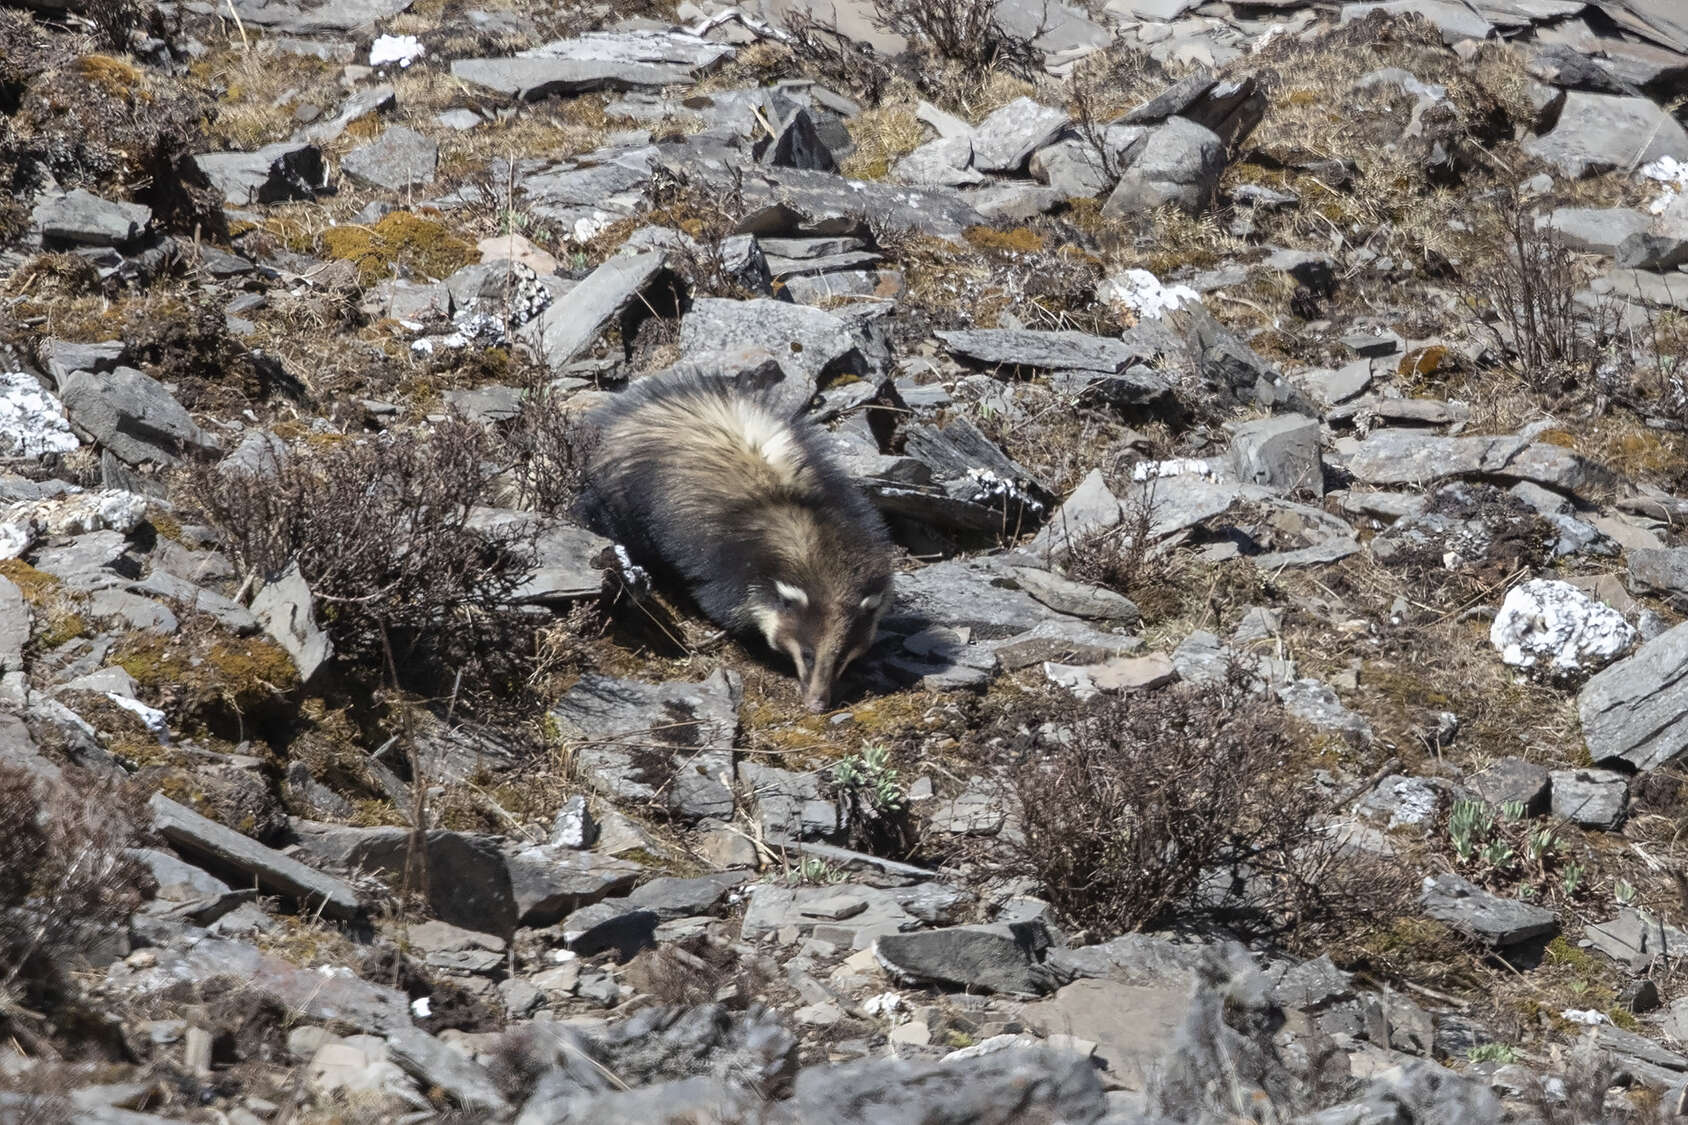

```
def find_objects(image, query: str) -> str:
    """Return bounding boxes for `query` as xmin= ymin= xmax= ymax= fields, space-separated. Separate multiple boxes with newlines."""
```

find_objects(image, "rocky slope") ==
xmin=5 ymin=0 xmax=1688 ymax=1121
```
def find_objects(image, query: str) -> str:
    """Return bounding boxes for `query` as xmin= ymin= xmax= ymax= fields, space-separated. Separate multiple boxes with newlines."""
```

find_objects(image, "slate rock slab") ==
xmin=452 ymin=30 xmax=732 ymax=100
xmin=530 ymin=251 xmax=666 ymax=371
xmin=1579 ymin=622 xmax=1688 ymax=771
xmin=970 ymin=96 xmax=1069 ymax=174
xmin=548 ymin=669 xmax=740 ymax=822
xmin=1522 ymin=91 xmax=1688 ymax=178
xmin=1420 ymin=873 xmax=1558 ymax=948
xmin=874 ymin=921 xmax=1061 ymax=997
xmin=1102 ymin=117 xmax=1225 ymax=216
xmin=149 ymin=794 xmax=362 ymax=921
xmin=680 ymin=297 xmax=863 ymax=388
xmin=59 ymin=367 xmax=218 ymax=466
xmin=1347 ymin=429 xmax=1612 ymax=494
xmin=32 ymin=189 xmax=151 ymax=247
xmin=194 ymin=141 xmax=327 ymax=205
xmin=1550 ymin=768 xmax=1628 ymax=830
xmin=340 ymin=125 xmax=438 ymax=190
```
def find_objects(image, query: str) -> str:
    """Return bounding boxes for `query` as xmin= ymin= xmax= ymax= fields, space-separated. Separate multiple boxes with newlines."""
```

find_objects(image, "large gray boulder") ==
xmin=193 ymin=141 xmax=327 ymax=206
xmin=1522 ymin=91 xmax=1688 ymax=178
xmin=58 ymin=366 xmax=218 ymax=466
xmin=32 ymin=189 xmax=151 ymax=247
xmin=340 ymin=125 xmax=438 ymax=191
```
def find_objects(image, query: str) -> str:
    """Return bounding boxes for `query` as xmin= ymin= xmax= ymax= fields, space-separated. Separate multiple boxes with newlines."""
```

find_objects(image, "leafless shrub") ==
xmin=0 ymin=763 xmax=153 ymax=1051
xmin=1061 ymin=487 xmax=1159 ymax=595
xmin=781 ymin=7 xmax=894 ymax=103
xmin=645 ymin=163 xmax=762 ymax=301
xmin=872 ymin=0 xmax=1047 ymax=79
xmin=624 ymin=934 xmax=772 ymax=1010
xmin=89 ymin=0 xmax=158 ymax=53
xmin=183 ymin=420 xmax=533 ymax=692
xmin=1004 ymin=675 xmax=1307 ymax=934
xmin=1460 ymin=189 xmax=1601 ymax=393
xmin=497 ymin=380 xmax=600 ymax=517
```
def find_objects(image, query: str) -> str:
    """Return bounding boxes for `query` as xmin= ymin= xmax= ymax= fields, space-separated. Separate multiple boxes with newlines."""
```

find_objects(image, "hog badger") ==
xmin=580 ymin=374 xmax=893 ymax=712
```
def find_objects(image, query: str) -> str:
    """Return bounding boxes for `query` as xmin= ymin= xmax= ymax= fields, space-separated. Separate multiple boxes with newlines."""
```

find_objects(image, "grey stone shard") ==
xmin=1550 ymin=768 xmax=1628 ymax=829
xmin=528 ymin=251 xmax=665 ymax=371
xmin=548 ymin=670 xmax=740 ymax=822
xmin=467 ymin=509 xmax=609 ymax=604
xmin=1230 ymin=414 xmax=1323 ymax=496
xmin=1420 ymin=873 xmax=1558 ymax=948
xmin=874 ymin=921 xmax=1060 ymax=997
xmin=680 ymin=297 xmax=863 ymax=388
xmin=504 ymin=844 xmax=645 ymax=928
xmin=58 ymin=366 xmax=218 ymax=466
xmin=936 ymin=328 xmax=1146 ymax=374
xmin=1465 ymin=757 xmax=1550 ymax=815
xmin=1347 ymin=429 xmax=1612 ymax=494
xmin=1580 ymin=622 xmax=1688 ymax=771
xmin=893 ymin=135 xmax=983 ymax=188
xmin=452 ymin=30 xmax=731 ymax=100
xmin=1003 ymin=566 xmax=1140 ymax=625
xmin=250 ymin=562 xmax=332 ymax=683
xmin=1521 ymin=91 xmax=1688 ymax=178
xmin=1102 ymin=117 xmax=1225 ymax=216
xmin=148 ymin=794 xmax=362 ymax=921
xmin=229 ymin=0 xmax=414 ymax=33
xmin=32 ymin=189 xmax=152 ymax=248
xmin=1630 ymin=547 xmax=1688 ymax=601
xmin=340 ymin=125 xmax=438 ymax=191
xmin=193 ymin=142 xmax=327 ymax=206
xmin=969 ymin=97 xmax=1070 ymax=174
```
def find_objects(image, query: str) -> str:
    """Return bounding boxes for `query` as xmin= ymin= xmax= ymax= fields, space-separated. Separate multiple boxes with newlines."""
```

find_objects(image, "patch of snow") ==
xmin=410 ymin=996 xmax=432 ymax=1019
xmin=106 ymin=692 xmax=171 ymax=744
xmin=1489 ymin=578 xmax=1636 ymax=674
xmin=0 ymin=371 xmax=80 ymax=458
xmin=1097 ymin=268 xmax=1199 ymax=320
xmin=1132 ymin=458 xmax=1212 ymax=482
xmin=964 ymin=468 xmax=1045 ymax=514
xmin=1560 ymin=1009 xmax=1606 ymax=1026
xmin=1640 ymin=156 xmax=1688 ymax=215
xmin=862 ymin=992 xmax=903 ymax=1018
xmin=370 ymin=34 xmax=424 ymax=68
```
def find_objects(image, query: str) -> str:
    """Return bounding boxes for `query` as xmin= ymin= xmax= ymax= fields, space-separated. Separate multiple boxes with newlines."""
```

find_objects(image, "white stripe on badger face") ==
xmin=859 ymin=592 xmax=883 ymax=611
xmin=775 ymin=581 xmax=809 ymax=607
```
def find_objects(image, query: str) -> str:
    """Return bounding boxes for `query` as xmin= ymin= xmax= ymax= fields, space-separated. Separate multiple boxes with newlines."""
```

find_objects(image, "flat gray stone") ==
xmin=1003 ymin=566 xmax=1140 ymax=625
xmin=741 ymin=882 xmax=919 ymax=946
xmin=1550 ymin=768 xmax=1628 ymax=829
xmin=131 ymin=570 xmax=258 ymax=633
xmin=59 ymin=367 xmax=217 ymax=467
xmin=229 ymin=0 xmax=412 ymax=33
xmin=340 ymin=125 xmax=437 ymax=191
xmin=148 ymin=794 xmax=361 ymax=921
xmin=1277 ymin=678 xmax=1372 ymax=745
xmin=1347 ymin=429 xmax=1612 ymax=494
xmin=547 ymin=669 xmax=739 ymax=822
xmin=1231 ymin=413 xmax=1322 ymax=496
xmin=1629 ymin=547 xmax=1688 ymax=600
xmin=529 ymin=251 xmax=665 ymax=371
xmin=32 ymin=189 xmax=151 ymax=247
xmin=936 ymin=328 xmax=1145 ymax=374
xmin=453 ymin=30 xmax=731 ymax=99
xmin=791 ymin=1049 xmax=1106 ymax=1124
xmin=680 ymin=297 xmax=861 ymax=389
xmin=1465 ymin=757 xmax=1550 ymax=815
xmin=467 ymin=509 xmax=610 ymax=604
xmin=250 ymin=562 xmax=331 ymax=683
xmin=1580 ymin=622 xmax=1688 ymax=771
xmin=1591 ymin=268 xmax=1688 ymax=311
xmin=969 ymin=97 xmax=1070 ymax=174
xmin=504 ymin=844 xmax=644 ymax=928
xmin=1420 ymin=873 xmax=1558 ymax=948
xmin=1522 ymin=91 xmax=1688 ymax=178
xmin=874 ymin=922 xmax=1060 ymax=997
xmin=193 ymin=142 xmax=327 ymax=206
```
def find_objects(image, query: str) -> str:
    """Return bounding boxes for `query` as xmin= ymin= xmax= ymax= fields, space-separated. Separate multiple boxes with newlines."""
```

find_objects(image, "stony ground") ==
xmin=5 ymin=0 xmax=1688 ymax=1121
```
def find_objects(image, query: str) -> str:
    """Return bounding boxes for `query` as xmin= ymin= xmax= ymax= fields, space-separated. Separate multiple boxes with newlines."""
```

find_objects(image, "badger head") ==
xmin=753 ymin=574 xmax=891 ymax=714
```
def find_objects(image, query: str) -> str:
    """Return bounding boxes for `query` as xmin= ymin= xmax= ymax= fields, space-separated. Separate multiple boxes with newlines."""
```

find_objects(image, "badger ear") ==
xmin=774 ymin=581 xmax=809 ymax=607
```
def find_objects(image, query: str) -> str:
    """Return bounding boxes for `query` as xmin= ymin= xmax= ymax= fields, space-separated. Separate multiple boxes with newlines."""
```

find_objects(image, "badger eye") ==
xmin=774 ymin=581 xmax=809 ymax=608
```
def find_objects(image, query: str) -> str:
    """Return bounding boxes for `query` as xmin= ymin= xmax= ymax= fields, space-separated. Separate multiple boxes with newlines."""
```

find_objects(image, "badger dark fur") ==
xmin=579 ymin=373 xmax=894 ymax=712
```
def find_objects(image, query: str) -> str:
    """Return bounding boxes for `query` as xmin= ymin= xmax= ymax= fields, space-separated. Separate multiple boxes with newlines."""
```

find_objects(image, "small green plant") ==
xmin=1448 ymin=799 xmax=1496 ymax=864
xmin=1561 ymin=862 xmax=1585 ymax=897
xmin=1467 ymin=1043 xmax=1520 ymax=1065
xmin=833 ymin=743 xmax=905 ymax=813
xmin=786 ymin=856 xmax=844 ymax=886
xmin=1615 ymin=879 xmax=1638 ymax=906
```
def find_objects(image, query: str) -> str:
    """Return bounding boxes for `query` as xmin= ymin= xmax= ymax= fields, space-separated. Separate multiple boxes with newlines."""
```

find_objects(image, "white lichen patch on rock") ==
xmin=1 ymin=489 xmax=148 ymax=560
xmin=0 ymin=371 xmax=80 ymax=458
xmin=1490 ymin=578 xmax=1637 ymax=674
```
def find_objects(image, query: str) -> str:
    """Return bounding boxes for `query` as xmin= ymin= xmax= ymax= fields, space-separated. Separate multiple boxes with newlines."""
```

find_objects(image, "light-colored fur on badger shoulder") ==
xmin=580 ymin=374 xmax=893 ymax=712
